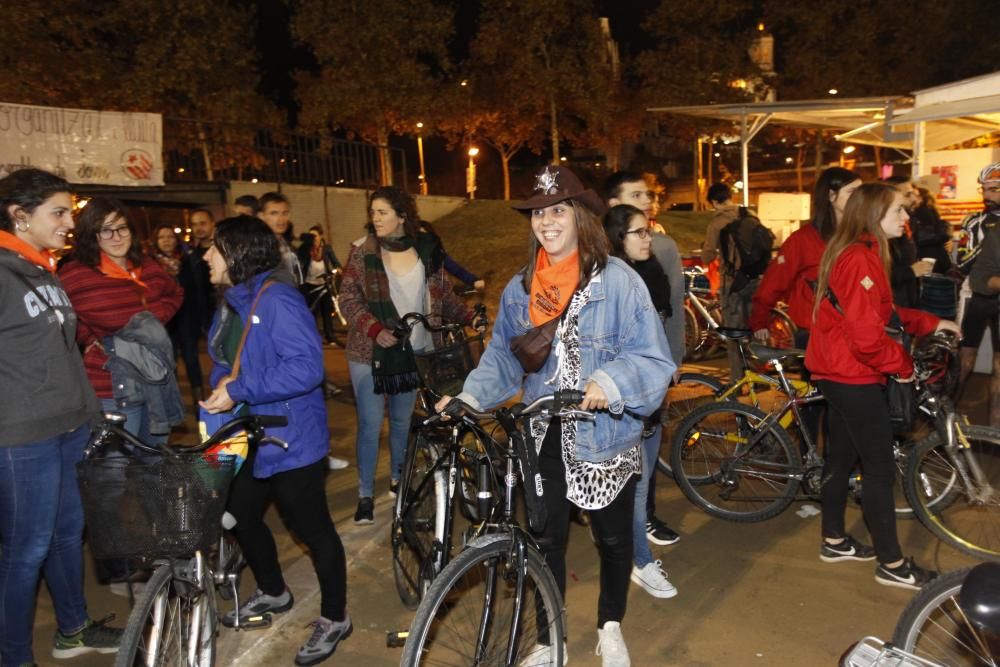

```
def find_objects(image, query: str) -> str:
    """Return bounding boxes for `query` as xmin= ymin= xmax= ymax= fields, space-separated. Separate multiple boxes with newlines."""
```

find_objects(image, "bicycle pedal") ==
xmin=236 ymin=613 xmax=273 ymax=630
xmin=386 ymin=630 xmax=409 ymax=648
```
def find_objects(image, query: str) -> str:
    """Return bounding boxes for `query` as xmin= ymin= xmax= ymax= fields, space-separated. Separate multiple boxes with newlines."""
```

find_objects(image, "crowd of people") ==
xmin=1 ymin=156 xmax=998 ymax=667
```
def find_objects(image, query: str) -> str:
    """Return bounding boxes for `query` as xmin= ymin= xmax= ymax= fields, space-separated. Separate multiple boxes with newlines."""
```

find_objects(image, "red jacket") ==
xmin=805 ymin=238 xmax=938 ymax=385
xmin=59 ymin=256 xmax=183 ymax=398
xmin=749 ymin=223 xmax=825 ymax=332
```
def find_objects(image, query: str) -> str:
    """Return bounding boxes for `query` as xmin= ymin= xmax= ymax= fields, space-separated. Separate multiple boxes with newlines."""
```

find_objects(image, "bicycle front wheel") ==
xmin=658 ymin=372 xmax=725 ymax=478
xmin=670 ymin=401 xmax=802 ymax=522
xmin=401 ymin=535 xmax=565 ymax=666
xmin=904 ymin=425 xmax=1000 ymax=561
xmin=393 ymin=431 xmax=447 ymax=609
xmin=116 ymin=563 xmax=217 ymax=667
xmin=890 ymin=567 xmax=995 ymax=666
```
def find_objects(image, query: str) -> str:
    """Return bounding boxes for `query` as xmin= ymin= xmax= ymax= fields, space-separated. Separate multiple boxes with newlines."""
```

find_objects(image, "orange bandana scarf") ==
xmin=0 ymin=230 xmax=58 ymax=273
xmin=99 ymin=252 xmax=148 ymax=289
xmin=529 ymin=248 xmax=579 ymax=326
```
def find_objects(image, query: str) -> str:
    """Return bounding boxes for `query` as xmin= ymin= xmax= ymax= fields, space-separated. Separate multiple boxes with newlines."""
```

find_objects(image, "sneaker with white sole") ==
xmin=295 ymin=614 xmax=353 ymax=666
xmin=645 ymin=517 xmax=680 ymax=546
xmin=519 ymin=641 xmax=568 ymax=666
xmin=222 ymin=588 xmax=294 ymax=627
xmin=596 ymin=621 xmax=630 ymax=667
xmin=820 ymin=535 xmax=876 ymax=563
xmin=354 ymin=497 xmax=374 ymax=524
xmin=875 ymin=557 xmax=938 ymax=591
xmin=630 ymin=560 xmax=678 ymax=599
xmin=51 ymin=616 xmax=123 ymax=659
xmin=327 ymin=456 xmax=349 ymax=470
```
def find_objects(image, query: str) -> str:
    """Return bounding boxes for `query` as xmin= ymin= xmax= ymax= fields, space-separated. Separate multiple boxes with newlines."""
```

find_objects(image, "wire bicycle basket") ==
xmin=414 ymin=335 xmax=484 ymax=397
xmin=77 ymin=452 xmax=237 ymax=559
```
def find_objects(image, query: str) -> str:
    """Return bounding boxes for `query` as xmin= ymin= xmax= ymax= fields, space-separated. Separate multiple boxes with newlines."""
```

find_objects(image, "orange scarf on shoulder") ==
xmin=529 ymin=248 xmax=579 ymax=326
xmin=99 ymin=252 xmax=148 ymax=290
xmin=0 ymin=230 xmax=58 ymax=273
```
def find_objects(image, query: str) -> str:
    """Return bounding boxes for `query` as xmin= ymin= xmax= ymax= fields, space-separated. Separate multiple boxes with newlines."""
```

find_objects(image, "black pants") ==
xmin=817 ymin=380 xmax=902 ymax=564
xmin=301 ymin=284 xmax=335 ymax=343
xmin=228 ymin=449 xmax=347 ymax=621
xmin=794 ymin=329 xmax=824 ymax=450
xmin=535 ymin=421 xmax=636 ymax=628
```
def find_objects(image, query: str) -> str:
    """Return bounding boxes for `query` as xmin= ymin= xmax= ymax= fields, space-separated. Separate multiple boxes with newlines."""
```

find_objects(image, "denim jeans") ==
xmin=0 ymin=426 xmax=91 ymax=665
xmin=100 ymin=398 xmax=168 ymax=448
xmin=348 ymin=361 xmax=417 ymax=498
xmin=633 ymin=426 xmax=660 ymax=568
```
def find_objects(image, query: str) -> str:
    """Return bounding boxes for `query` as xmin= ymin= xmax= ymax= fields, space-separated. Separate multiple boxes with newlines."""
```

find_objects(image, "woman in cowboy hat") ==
xmin=437 ymin=166 xmax=674 ymax=666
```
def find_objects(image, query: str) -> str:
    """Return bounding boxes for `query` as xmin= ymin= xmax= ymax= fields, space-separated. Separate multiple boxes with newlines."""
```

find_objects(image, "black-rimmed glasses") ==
xmin=98 ymin=225 xmax=132 ymax=240
xmin=624 ymin=227 xmax=651 ymax=240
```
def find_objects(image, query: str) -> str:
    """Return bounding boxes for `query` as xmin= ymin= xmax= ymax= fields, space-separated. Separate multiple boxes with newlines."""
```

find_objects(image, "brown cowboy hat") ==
xmin=512 ymin=165 xmax=606 ymax=217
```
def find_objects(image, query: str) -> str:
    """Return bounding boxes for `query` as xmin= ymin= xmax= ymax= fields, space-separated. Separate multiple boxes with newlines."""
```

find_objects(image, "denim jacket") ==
xmin=458 ymin=257 xmax=675 ymax=463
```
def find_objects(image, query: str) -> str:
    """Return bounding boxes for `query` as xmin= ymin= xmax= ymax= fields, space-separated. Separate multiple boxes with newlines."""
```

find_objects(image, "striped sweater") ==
xmin=59 ymin=256 xmax=184 ymax=398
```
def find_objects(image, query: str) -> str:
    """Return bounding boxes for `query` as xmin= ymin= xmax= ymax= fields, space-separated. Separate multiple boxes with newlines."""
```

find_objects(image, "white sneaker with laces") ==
xmin=596 ymin=621 xmax=630 ymax=667
xmin=630 ymin=560 xmax=678 ymax=599
xmin=327 ymin=456 xmax=349 ymax=470
xmin=519 ymin=641 xmax=568 ymax=666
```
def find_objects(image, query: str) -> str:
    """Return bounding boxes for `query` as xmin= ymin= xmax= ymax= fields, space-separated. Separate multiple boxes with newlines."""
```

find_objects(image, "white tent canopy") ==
xmin=648 ymin=71 xmax=1000 ymax=204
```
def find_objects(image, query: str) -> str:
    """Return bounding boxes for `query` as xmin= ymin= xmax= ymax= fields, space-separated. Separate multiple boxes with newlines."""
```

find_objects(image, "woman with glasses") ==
xmin=602 ymin=204 xmax=678 ymax=603
xmin=59 ymin=198 xmax=184 ymax=447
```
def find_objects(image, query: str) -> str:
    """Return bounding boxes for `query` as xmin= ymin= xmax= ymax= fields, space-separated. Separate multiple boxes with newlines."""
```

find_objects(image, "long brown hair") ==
xmin=813 ymin=182 xmax=896 ymax=321
xmin=72 ymin=197 xmax=144 ymax=268
xmin=519 ymin=200 xmax=610 ymax=293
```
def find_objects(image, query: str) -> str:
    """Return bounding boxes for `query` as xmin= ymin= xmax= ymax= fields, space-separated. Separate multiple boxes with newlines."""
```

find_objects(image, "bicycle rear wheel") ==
xmin=658 ymin=373 xmax=725 ymax=478
xmin=904 ymin=425 xmax=1000 ymax=561
xmin=890 ymin=567 xmax=995 ymax=666
xmin=670 ymin=401 xmax=801 ymax=522
xmin=393 ymin=431 xmax=447 ymax=609
xmin=402 ymin=535 xmax=565 ymax=666
xmin=116 ymin=563 xmax=217 ymax=667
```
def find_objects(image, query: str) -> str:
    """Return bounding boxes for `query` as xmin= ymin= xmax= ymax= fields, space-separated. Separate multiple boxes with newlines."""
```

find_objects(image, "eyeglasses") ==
xmin=624 ymin=227 xmax=651 ymax=240
xmin=98 ymin=225 xmax=132 ymax=240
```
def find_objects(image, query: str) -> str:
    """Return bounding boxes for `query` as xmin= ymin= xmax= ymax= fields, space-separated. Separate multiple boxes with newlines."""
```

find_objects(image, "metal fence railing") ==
xmin=162 ymin=118 xmax=408 ymax=191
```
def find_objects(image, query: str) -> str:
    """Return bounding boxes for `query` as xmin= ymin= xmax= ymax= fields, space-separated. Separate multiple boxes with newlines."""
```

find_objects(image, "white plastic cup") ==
xmin=922 ymin=257 xmax=936 ymax=265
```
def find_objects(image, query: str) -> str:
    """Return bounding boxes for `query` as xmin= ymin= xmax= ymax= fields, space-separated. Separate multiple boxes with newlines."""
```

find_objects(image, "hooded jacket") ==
xmin=0 ymin=248 xmax=100 ymax=446
xmin=207 ymin=270 xmax=328 ymax=478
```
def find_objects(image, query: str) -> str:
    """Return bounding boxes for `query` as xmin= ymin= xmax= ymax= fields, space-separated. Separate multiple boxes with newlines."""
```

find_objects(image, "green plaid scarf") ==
xmin=362 ymin=232 xmax=443 ymax=394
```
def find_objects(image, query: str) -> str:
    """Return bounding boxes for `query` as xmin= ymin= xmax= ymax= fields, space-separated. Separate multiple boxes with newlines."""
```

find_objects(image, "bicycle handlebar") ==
xmin=432 ymin=390 xmax=589 ymax=426
xmin=392 ymin=305 xmax=488 ymax=339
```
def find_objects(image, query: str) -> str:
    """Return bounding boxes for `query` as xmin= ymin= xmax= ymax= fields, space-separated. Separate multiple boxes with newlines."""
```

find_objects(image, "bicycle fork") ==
xmin=945 ymin=414 xmax=995 ymax=505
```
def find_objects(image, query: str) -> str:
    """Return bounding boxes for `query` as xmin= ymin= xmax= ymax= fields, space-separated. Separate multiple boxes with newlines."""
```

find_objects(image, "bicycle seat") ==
xmin=714 ymin=327 xmax=753 ymax=341
xmin=749 ymin=343 xmax=805 ymax=364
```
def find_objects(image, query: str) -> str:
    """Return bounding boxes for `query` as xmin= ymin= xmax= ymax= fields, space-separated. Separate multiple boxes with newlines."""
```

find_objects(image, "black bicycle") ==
xmin=400 ymin=391 xmax=587 ymax=666
xmin=389 ymin=308 xmax=488 ymax=609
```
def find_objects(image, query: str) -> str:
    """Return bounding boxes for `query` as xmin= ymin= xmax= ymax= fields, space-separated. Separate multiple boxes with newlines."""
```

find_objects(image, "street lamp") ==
xmin=467 ymin=147 xmax=479 ymax=200
xmin=416 ymin=122 xmax=428 ymax=195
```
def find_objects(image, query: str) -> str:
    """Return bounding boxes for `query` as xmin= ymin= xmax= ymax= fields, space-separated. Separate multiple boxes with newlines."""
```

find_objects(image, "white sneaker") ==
xmin=519 ymin=641 xmax=568 ymax=666
xmin=596 ymin=622 xmax=630 ymax=667
xmin=630 ymin=560 xmax=678 ymax=599
xmin=327 ymin=456 xmax=349 ymax=470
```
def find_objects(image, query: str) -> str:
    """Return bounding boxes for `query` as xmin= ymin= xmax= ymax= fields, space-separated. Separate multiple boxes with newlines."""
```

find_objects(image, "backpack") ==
xmin=719 ymin=206 xmax=774 ymax=289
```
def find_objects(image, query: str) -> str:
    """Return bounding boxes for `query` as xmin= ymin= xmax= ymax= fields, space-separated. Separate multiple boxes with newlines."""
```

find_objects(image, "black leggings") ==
xmin=535 ymin=421 xmax=636 ymax=628
xmin=227 ymin=449 xmax=347 ymax=621
xmin=817 ymin=380 xmax=902 ymax=564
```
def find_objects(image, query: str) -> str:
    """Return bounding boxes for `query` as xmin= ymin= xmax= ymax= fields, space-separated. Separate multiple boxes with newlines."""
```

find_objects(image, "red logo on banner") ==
xmin=121 ymin=149 xmax=154 ymax=181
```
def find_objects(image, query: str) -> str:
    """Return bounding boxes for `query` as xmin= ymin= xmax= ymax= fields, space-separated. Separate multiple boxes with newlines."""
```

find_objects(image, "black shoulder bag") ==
xmin=824 ymin=288 xmax=916 ymax=434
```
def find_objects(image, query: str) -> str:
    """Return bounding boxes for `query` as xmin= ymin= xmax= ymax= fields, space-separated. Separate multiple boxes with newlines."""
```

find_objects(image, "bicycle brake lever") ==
xmin=259 ymin=436 xmax=289 ymax=450
xmin=560 ymin=409 xmax=596 ymax=421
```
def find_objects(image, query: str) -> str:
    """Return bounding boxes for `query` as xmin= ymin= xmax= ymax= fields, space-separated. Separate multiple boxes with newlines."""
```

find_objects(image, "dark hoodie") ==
xmin=0 ymin=248 xmax=100 ymax=446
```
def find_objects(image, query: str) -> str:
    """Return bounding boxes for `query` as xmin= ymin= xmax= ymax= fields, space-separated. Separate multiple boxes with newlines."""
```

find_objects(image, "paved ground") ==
xmin=31 ymin=347 xmax=989 ymax=667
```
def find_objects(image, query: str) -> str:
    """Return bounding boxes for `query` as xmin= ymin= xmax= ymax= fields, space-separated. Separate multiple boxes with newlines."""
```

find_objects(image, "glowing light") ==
xmin=734 ymin=180 xmax=744 ymax=190
xmin=177 ymin=167 xmax=185 ymax=173
xmin=173 ymin=227 xmax=182 ymax=234
xmin=714 ymin=152 xmax=721 ymax=157
xmin=843 ymin=145 xmax=856 ymax=154
xmin=251 ymin=178 xmax=259 ymax=183
xmin=757 ymin=22 xmax=765 ymax=31
xmin=785 ymin=157 xmax=794 ymax=164
xmin=560 ymin=156 xmax=567 ymax=162
xmin=416 ymin=122 xmax=424 ymax=129
xmin=468 ymin=147 xmax=479 ymax=157
xmin=829 ymin=88 xmax=839 ymax=95
xmin=460 ymin=80 xmax=468 ymax=87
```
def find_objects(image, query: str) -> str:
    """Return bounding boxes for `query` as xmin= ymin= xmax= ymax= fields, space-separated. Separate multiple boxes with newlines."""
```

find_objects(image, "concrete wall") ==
xmin=228 ymin=181 xmax=467 ymax=264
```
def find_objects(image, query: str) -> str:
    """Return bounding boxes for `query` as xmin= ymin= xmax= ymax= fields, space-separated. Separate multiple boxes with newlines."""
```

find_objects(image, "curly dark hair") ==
xmin=214 ymin=215 xmax=280 ymax=285
xmin=0 ymin=168 xmax=71 ymax=232
xmin=72 ymin=197 xmax=144 ymax=268
xmin=367 ymin=186 xmax=420 ymax=237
